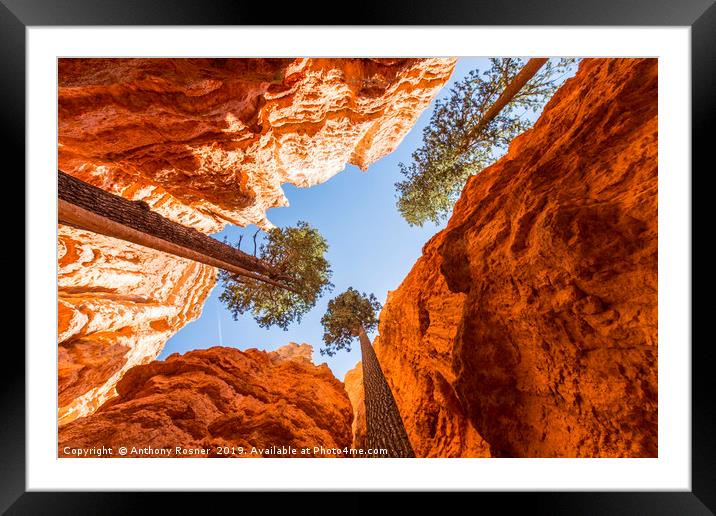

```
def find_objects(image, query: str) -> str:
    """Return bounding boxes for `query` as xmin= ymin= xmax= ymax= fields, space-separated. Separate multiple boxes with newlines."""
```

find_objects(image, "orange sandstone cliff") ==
xmin=58 ymin=344 xmax=353 ymax=456
xmin=58 ymin=227 xmax=215 ymax=425
xmin=58 ymin=58 xmax=457 ymax=232
xmin=57 ymin=58 xmax=457 ymax=425
xmin=371 ymin=58 xmax=658 ymax=457
xmin=343 ymin=362 xmax=367 ymax=450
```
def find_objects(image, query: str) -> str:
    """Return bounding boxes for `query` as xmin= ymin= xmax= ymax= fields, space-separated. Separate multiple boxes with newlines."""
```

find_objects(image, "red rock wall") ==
xmin=343 ymin=362 xmax=367 ymax=450
xmin=57 ymin=58 xmax=456 ymax=425
xmin=58 ymin=226 xmax=215 ymax=425
xmin=374 ymin=58 xmax=658 ymax=457
xmin=59 ymin=58 xmax=457 ymax=232
xmin=58 ymin=344 xmax=353 ymax=457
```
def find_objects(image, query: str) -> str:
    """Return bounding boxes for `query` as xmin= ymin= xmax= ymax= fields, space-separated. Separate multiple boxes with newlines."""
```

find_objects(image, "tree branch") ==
xmin=228 ymin=272 xmax=301 ymax=295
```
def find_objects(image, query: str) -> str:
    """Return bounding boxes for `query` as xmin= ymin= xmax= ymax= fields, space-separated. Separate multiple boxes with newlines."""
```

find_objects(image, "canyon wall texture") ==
xmin=59 ymin=58 xmax=457 ymax=232
xmin=57 ymin=226 xmax=215 ymax=425
xmin=58 ymin=344 xmax=353 ymax=456
xmin=343 ymin=362 xmax=367 ymax=450
xmin=374 ymin=58 xmax=658 ymax=457
xmin=58 ymin=58 xmax=456 ymax=425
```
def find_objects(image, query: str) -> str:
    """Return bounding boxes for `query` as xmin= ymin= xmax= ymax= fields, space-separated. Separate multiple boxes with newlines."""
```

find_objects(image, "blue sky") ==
xmin=159 ymin=58 xmax=577 ymax=380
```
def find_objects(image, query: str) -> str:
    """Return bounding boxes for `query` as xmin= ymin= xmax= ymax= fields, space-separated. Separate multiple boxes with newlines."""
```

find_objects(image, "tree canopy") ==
xmin=395 ymin=57 xmax=576 ymax=227
xmin=218 ymin=221 xmax=333 ymax=330
xmin=320 ymin=287 xmax=381 ymax=356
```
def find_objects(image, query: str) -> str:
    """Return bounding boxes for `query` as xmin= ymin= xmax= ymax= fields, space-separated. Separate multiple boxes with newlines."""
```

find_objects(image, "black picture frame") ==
xmin=6 ymin=0 xmax=713 ymax=513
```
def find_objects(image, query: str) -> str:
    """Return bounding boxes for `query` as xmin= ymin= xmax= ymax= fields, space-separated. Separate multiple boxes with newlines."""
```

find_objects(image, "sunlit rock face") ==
xmin=57 ymin=226 xmax=216 ymax=426
xmin=374 ymin=58 xmax=658 ymax=457
xmin=57 ymin=57 xmax=456 ymax=425
xmin=58 ymin=344 xmax=353 ymax=457
xmin=343 ymin=362 xmax=367 ymax=450
xmin=58 ymin=57 xmax=458 ymax=231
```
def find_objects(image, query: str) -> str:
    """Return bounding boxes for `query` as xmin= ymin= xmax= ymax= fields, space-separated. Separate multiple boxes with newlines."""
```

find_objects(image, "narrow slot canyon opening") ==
xmin=57 ymin=57 xmax=657 ymax=460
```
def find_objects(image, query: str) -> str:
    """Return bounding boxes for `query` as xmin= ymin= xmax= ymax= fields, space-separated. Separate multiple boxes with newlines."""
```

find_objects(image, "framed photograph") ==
xmin=8 ymin=0 xmax=712 ymax=512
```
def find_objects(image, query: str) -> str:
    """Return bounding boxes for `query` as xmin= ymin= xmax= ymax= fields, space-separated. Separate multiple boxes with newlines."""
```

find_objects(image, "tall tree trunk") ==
xmin=58 ymin=170 xmax=296 ymax=292
xmin=358 ymin=325 xmax=415 ymax=458
xmin=460 ymin=58 xmax=548 ymax=152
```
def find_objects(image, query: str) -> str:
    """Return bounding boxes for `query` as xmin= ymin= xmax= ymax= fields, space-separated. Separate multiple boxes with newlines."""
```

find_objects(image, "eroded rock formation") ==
xmin=58 ymin=344 xmax=353 ymax=457
xmin=57 ymin=58 xmax=456 ymax=425
xmin=343 ymin=362 xmax=367 ymax=450
xmin=373 ymin=58 xmax=658 ymax=457
xmin=58 ymin=58 xmax=457 ymax=231
xmin=58 ymin=226 xmax=215 ymax=425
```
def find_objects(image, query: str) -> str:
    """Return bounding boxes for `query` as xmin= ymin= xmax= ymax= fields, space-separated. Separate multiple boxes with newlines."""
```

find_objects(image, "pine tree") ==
xmin=321 ymin=288 xmax=415 ymax=457
xmin=219 ymin=221 xmax=333 ymax=330
xmin=396 ymin=57 xmax=576 ymax=226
